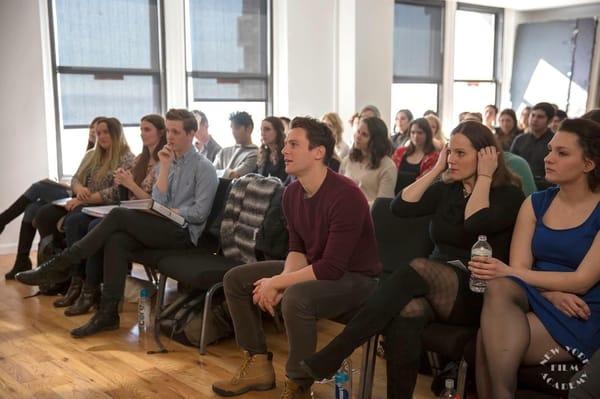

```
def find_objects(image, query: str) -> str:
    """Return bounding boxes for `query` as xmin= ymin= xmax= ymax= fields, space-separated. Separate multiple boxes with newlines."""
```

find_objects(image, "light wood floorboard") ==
xmin=0 ymin=253 xmax=437 ymax=398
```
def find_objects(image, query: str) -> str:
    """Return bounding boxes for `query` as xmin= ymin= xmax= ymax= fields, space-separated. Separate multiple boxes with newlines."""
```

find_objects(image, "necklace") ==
xmin=462 ymin=185 xmax=471 ymax=198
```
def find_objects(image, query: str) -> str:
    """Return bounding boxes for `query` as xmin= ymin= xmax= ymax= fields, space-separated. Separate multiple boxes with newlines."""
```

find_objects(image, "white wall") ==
xmin=0 ymin=0 xmax=52 ymax=254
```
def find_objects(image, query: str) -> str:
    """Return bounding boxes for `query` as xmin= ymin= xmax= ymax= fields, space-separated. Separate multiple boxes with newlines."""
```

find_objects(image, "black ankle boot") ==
xmin=70 ymin=297 xmax=120 ymax=338
xmin=64 ymin=284 xmax=101 ymax=316
xmin=15 ymin=248 xmax=79 ymax=286
xmin=53 ymin=277 xmax=83 ymax=308
xmin=5 ymin=254 xmax=32 ymax=280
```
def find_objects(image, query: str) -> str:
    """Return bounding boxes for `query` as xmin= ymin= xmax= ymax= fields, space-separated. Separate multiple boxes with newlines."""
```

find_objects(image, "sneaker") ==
xmin=212 ymin=351 xmax=276 ymax=396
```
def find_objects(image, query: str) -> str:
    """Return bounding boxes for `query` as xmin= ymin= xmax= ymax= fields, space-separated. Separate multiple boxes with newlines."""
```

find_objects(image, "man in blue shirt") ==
xmin=17 ymin=109 xmax=218 ymax=338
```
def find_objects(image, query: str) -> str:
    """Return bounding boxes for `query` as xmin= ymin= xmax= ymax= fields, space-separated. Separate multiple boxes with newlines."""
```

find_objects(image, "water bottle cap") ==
xmin=478 ymin=235 xmax=487 ymax=241
xmin=445 ymin=378 xmax=454 ymax=389
xmin=334 ymin=372 xmax=349 ymax=384
xmin=140 ymin=288 xmax=149 ymax=297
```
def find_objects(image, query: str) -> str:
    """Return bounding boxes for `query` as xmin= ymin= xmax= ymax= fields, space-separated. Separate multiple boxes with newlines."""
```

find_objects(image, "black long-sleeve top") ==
xmin=391 ymin=181 xmax=525 ymax=264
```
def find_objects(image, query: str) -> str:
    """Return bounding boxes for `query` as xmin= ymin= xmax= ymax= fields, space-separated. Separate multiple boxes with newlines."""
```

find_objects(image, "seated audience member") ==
xmin=510 ymin=102 xmax=556 ymax=189
xmin=340 ymin=117 xmax=397 ymax=206
xmin=582 ymin=108 xmax=600 ymax=124
xmin=519 ymin=106 xmax=532 ymax=132
xmin=465 ymin=112 xmax=484 ymax=123
xmin=550 ymin=109 xmax=568 ymax=132
xmin=495 ymin=108 xmax=523 ymax=151
xmin=391 ymin=109 xmax=413 ymax=149
xmin=213 ymin=111 xmax=258 ymax=179
xmin=359 ymin=104 xmax=381 ymax=120
xmin=211 ymin=117 xmax=381 ymax=399
xmin=348 ymin=112 xmax=361 ymax=135
xmin=64 ymin=114 xmax=167 ymax=316
xmin=0 ymin=116 xmax=104 ymax=279
xmin=192 ymin=110 xmax=221 ymax=162
xmin=16 ymin=109 xmax=219 ymax=338
xmin=33 ymin=117 xmax=135 ymax=306
xmin=458 ymin=111 xmax=470 ymax=122
xmin=392 ymin=118 xmax=440 ymax=187
xmin=280 ymin=116 xmax=291 ymax=134
xmin=257 ymin=116 xmax=287 ymax=181
xmin=503 ymin=152 xmax=537 ymax=196
xmin=301 ymin=121 xmax=525 ymax=399
xmin=484 ymin=104 xmax=498 ymax=131
xmin=470 ymin=118 xmax=600 ymax=399
xmin=424 ymin=113 xmax=446 ymax=150
xmin=322 ymin=112 xmax=350 ymax=160
xmin=423 ymin=109 xmax=438 ymax=117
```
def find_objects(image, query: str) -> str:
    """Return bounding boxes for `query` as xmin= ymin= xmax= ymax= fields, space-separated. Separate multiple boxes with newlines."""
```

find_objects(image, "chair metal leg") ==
xmin=358 ymin=334 xmax=378 ymax=399
xmin=457 ymin=357 xmax=468 ymax=399
xmin=148 ymin=274 xmax=168 ymax=354
xmin=198 ymin=282 xmax=224 ymax=355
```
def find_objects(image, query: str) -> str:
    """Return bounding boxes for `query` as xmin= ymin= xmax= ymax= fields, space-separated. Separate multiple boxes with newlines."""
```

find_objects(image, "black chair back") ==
xmin=198 ymin=178 xmax=232 ymax=250
xmin=371 ymin=197 xmax=433 ymax=279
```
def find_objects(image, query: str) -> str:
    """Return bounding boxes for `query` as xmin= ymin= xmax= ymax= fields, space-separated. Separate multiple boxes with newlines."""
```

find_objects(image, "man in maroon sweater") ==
xmin=212 ymin=117 xmax=381 ymax=399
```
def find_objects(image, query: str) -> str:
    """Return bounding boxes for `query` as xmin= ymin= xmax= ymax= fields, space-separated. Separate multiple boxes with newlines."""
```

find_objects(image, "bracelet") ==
xmin=478 ymin=174 xmax=492 ymax=179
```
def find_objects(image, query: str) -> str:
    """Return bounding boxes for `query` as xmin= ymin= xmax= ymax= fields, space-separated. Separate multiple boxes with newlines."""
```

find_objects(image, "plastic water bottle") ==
xmin=439 ymin=378 xmax=459 ymax=399
xmin=334 ymin=358 xmax=352 ymax=399
xmin=470 ymin=235 xmax=492 ymax=293
xmin=138 ymin=288 xmax=151 ymax=348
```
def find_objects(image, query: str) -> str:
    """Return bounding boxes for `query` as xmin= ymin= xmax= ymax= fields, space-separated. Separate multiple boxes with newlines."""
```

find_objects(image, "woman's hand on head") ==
xmin=433 ymin=144 xmax=448 ymax=174
xmin=477 ymin=146 xmax=498 ymax=178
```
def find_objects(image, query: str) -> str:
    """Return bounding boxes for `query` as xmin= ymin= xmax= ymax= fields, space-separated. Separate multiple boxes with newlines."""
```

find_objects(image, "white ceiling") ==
xmin=463 ymin=0 xmax=600 ymax=11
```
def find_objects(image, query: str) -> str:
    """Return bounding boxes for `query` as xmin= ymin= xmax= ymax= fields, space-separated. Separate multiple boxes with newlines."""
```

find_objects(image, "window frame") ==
xmin=183 ymin=0 xmax=273 ymax=115
xmin=393 ymin=0 xmax=445 ymax=115
xmin=454 ymin=2 xmax=504 ymax=107
xmin=47 ymin=0 xmax=166 ymax=178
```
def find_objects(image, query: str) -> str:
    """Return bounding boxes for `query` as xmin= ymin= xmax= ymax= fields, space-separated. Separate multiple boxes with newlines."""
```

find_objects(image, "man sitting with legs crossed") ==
xmin=16 ymin=109 xmax=219 ymax=337
xmin=211 ymin=116 xmax=381 ymax=398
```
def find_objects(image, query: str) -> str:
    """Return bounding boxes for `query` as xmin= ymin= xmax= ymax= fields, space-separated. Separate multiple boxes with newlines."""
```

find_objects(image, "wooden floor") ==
xmin=0 ymin=253 xmax=436 ymax=398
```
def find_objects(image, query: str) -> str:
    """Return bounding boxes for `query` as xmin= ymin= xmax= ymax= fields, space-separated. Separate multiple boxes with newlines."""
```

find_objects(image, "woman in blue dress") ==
xmin=469 ymin=118 xmax=600 ymax=399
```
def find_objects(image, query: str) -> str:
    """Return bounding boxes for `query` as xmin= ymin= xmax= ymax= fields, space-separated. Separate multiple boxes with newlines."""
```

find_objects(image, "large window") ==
xmin=186 ymin=0 xmax=270 ymax=148
xmin=391 ymin=1 xmax=443 ymax=130
xmin=49 ymin=0 xmax=163 ymax=177
xmin=453 ymin=5 xmax=502 ymax=125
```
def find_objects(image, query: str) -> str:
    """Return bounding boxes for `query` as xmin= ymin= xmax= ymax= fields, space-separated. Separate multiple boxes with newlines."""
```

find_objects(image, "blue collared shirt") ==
xmin=152 ymin=146 xmax=218 ymax=245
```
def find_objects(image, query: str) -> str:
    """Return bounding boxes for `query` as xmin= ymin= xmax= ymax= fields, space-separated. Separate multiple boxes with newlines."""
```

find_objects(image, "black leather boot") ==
xmin=70 ymin=297 xmax=120 ymax=338
xmin=64 ymin=284 xmax=101 ymax=316
xmin=4 ymin=254 xmax=32 ymax=280
xmin=15 ymin=246 xmax=81 ymax=286
xmin=53 ymin=276 xmax=83 ymax=308
xmin=0 ymin=195 xmax=31 ymax=234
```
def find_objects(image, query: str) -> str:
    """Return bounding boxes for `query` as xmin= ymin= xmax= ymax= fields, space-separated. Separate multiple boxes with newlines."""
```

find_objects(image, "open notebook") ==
xmin=82 ymin=199 xmax=186 ymax=227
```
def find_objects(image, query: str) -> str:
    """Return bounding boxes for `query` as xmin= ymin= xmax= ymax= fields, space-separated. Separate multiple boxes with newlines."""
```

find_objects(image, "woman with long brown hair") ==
xmin=302 ymin=121 xmax=525 ymax=398
xmin=257 ymin=116 xmax=287 ymax=181
xmin=64 ymin=114 xmax=167 ymax=316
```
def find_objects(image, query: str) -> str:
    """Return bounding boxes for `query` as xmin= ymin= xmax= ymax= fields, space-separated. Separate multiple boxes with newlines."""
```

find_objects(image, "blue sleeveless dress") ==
xmin=512 ymin=187 xmax=600 ymax=359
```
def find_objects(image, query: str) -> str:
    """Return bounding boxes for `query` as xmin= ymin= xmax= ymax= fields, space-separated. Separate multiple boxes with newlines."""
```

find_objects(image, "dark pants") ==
xmin=70 ymin=207 xmax=193 ymax=299
xmin=84 ymin=218 xmax=104 ymax=287
xmin=63 ymin=211 xmax=96 ymax=278
xmin=223 ymin=261 xmax=378 ymax=386
xmin=35 ymin=203 xmax=68 ymax=242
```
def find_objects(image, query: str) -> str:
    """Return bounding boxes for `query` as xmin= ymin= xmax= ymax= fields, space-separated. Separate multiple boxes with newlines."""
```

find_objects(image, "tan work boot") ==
xmin=280 ymin=378 xmax=312 ymax=399
xmin=212 ymin=351 xmax=276 ymax=396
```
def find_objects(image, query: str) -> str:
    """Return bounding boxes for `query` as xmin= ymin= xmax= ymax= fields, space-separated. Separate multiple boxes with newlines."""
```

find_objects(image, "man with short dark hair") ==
xmin=550 ymin=109 xmax=568 ymax=132
xmin=510 ymin=102 xmax=556 ymax=189
xmin=17 ymin=109 xmax=219 ymax=337
xmin=192 ymin=110 xmax=221 ymax=162
xmin=212 ymin=117 xmax=381 ymax=399
xmin=484 ymin=104 xmax=498 ymax=131
xmin=213 ymin=111 xmax=258 ymax=179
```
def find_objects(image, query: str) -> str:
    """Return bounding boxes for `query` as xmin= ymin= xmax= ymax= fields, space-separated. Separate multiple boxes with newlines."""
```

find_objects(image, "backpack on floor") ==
xmin=159 ymin=291 xmax=233 ymax=347
xmin=34 ymin=235 xmax=69 ymax=296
